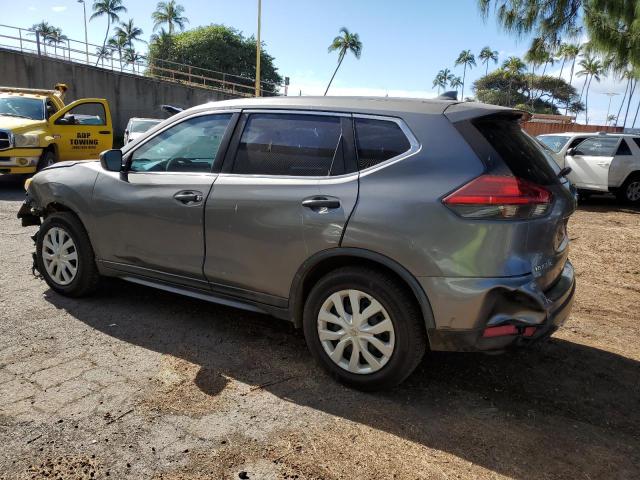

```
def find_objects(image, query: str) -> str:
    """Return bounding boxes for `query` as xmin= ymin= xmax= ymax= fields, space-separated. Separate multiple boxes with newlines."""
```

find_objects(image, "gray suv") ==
xmin=18 ymin=96 xmax=576 ymax=390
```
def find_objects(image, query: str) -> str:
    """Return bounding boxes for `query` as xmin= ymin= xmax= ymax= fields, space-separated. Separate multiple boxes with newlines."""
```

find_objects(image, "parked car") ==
xmin=18 ymin=97 xmax=576 ymax=390
xmin=537 ymin=132 xmax=640 ymax=204
xmin=123 ymin=117 xmax=163 ymax=144
xmin=0 ymin=84 xmax=113 ymax=175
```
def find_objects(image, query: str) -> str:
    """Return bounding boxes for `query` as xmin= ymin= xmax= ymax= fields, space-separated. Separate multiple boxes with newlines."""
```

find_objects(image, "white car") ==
xmin=124 ymin=117 xmax=163 ymax=144
xmin=538 ymin=132 xmax=640 ymax=204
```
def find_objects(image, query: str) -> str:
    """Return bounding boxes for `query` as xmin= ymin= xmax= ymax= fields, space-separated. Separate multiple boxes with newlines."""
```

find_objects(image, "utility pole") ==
xmin=603 ymin=92 xmax=620 ymax=128
xmin=78 ymin=0 xmax=89 ymax=64
xmin=255 ymin=0 xmax=261 ymax=97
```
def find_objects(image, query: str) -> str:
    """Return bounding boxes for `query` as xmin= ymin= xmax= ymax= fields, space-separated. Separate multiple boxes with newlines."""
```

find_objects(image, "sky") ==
xmin=1 ymin=0 xmax=633 ymax=125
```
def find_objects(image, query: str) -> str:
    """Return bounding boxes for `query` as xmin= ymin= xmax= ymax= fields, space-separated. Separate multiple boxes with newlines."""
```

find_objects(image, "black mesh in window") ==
xmin=233 ymin=114 xmax=343 ymax=176
xmin=355 ymin=118 xmax=411 ymax=170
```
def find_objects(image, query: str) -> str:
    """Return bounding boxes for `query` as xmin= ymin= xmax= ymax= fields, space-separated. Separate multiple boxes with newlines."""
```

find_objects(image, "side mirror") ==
xmin=100 ymin=149 xmax=124 ymax=172
xmin=124 ymin=130 xmax=129 ymax=135
xmin=566 ymin=147 xmax=576 ymax=156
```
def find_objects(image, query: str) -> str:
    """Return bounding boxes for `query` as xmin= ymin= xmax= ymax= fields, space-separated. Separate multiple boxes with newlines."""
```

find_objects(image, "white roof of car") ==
xmin=539 ymin=131 xmax=640 ymax=138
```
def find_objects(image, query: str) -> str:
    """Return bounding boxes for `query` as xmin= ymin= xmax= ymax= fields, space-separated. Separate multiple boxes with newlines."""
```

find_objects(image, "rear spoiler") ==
xmin=0 ymin=83 xmax=68 ymax=100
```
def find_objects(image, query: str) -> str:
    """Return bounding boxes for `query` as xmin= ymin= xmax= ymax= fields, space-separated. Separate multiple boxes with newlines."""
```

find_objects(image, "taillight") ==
xmin=443 ymin=175 xmax=553 ymax=219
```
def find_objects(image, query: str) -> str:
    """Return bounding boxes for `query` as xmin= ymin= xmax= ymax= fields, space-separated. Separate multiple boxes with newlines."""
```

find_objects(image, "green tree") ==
xmin=479 ymin=46 xmax=499 ymax=75
xmin=114 ymin=18 xmax=144 ymax=48
xmin=501 ymin=56 xmax=526 ymax=106
xmin=432 ymin=68 xmax=454 ymax=94
xmin=149 ymin=28 xmax=173 ymax=59
xmin=450 ymin=76 xmax=463 ymax=96
xmin=560 ymin=44 xmax=581 ymax=114
xmin=91 ymin=0 xmax=127 ymax=66
xmin=147 ymin=25 xmax=283 ymax=93
xmin=325 ymin=27 xmax=362 ymax=95
xmin=152 ymin=1 xmax=188 ymax=34
xmin=576 ymin=55 xmax=603 ymax=124
xmin=47 ymin=28 xmax=68 ymax=57
xmin=30 ymin=21 xmax=56 ymax=55
xmin=95 ymin=45 xmax=113 ymax=67
xmin=108 ymin=31 xmax=128 ymax=71
xmin=454 ymin=50 xmax=476 ymax=100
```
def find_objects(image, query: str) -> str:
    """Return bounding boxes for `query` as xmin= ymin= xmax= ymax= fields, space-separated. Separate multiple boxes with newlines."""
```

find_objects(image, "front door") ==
xmin=91 ymin=112 xmax=235 ymax=288
xmin=50 ymin=99 xmax=113 ymax=160
xmin=203 ymin=111 xmax=359 ymax=304
xmin=566 ymin=136 xmax=621 ymax=191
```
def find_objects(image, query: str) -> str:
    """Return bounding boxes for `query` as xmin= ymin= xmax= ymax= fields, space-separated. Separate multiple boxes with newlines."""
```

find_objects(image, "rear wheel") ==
xmin=36 ymin=212 xmax=100 ymax=297
xmin=36 ymin=150 xmax=56 ymax=172
xmin=303 ymin=267 xmax=426 ymax=391
xmin=617 ymin=174 xmax=640 ymax=205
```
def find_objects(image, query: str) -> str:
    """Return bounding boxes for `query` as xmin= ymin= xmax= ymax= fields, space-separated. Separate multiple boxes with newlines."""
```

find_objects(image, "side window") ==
xmin=58 ymin=102 xmax=107 ymax=126
xmin=616 ymin=139 xmax=632 ymax=155
xmin=130 ymin=114 xmax=231 ymax=173
xmin=633 ymin=138 xmax=640 ymax=150
xmin=568 ymin=137 xmax=586 ymax=150
xmin=573 ymin=137 xmax=620 ymax=157
xmin=45 ymin=100 xmax=58 ymax=119
xmin=232 ymin=113 xmax=344 ymax=176
xmin=355 ymin=118 xmax=411 ymax=170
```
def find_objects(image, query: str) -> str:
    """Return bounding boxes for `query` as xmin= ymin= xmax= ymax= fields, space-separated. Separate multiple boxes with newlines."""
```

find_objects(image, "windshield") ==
xmin=130 ymin=120 xmax=161 ymax=133
xmin=0 ymin=96 xmax=45 ymax=120
xmin=537 ymin=135 xmax=570 ymax=153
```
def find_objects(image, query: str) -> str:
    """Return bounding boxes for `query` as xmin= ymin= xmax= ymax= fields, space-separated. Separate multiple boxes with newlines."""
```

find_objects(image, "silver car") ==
xmin=123 ymin=117 xmax=163 ymax=144
xmin=18 ymin=97 xmax=576 ymax=390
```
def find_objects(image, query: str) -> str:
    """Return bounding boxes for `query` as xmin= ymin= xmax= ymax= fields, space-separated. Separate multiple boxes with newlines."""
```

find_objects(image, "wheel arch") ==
xmin=289 ymin=248 xmax=436 ymax=333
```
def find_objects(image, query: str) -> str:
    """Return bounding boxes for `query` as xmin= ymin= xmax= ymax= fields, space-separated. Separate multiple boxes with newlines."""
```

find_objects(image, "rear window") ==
xmin=537 ymin=135 xmax=570 ymax=153
xmin=473 ymin=116 xmax=559 ymax=185
xmin=355 ymin=118 xmax=411 ymax=170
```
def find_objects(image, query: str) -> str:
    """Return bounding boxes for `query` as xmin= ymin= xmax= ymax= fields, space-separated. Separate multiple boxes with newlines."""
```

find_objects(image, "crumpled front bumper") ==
xmin=422 ymin=260 xmax=576 ymax=352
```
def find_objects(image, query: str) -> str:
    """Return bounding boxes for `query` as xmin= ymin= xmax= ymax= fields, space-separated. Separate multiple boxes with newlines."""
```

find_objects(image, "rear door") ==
xmin=50 ymin=99 xmax=113 ymax=160
xmin=565 ymin=136 xmax=620 ymax=191
xmin=203 ymin=110 xmax=359 ymax=304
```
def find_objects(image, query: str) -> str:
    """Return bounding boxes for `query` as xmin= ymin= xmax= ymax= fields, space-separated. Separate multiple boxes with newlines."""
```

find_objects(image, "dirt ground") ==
xmin=0 ymin=175 xmax=638 ymax=479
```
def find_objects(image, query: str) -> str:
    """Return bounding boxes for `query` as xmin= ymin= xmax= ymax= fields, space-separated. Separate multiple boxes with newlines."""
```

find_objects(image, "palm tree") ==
xmin=479 ymin=46 xmax=499 ymax=76
xmin=502 ymin=56 xmax=526 ymax=106
xmin=577 ymin=55 xmax=603 ymax=124
xmin=30 ymin=21 xmax=57 ymax=55
xmin=114 ymin=19 xmax=144 ymax=48
xmin=433 ymin=68 xmax=454 ymax=94
xmin=450 ymin=76 xmax=463 ymax=97
xmin=561 ymin=44 xmax=581 ymax=114
xmin=95 ymin=46 xmax=113 ymax=67
xmin=325 ymin=27 xmax=362 ymax=96
xmin=108 ymin=31 xmax=128 ymax=71
xmin=152 ymin=0 xmax=188 ymax=34
xmin=607 ymin=114 xmax=617 ymax=126
xmin=123 ymin=48 xmax=143 ymax=73
xmin=47 ymin=28 xmax=68 ymax=58
xmin=454 ymin=50 xmax=476 ymax=100
xmin=525 ymin=38 xmax=550 ymax=107
xmin=91 ymin=0 xmax=127 ymax=66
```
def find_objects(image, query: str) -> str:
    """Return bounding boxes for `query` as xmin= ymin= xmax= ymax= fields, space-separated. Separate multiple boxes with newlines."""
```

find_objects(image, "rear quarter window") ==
xmin=355 ymin=118 xmax=411 ymax=170
xmin=472 ymin=116 xmax=559 ymax=185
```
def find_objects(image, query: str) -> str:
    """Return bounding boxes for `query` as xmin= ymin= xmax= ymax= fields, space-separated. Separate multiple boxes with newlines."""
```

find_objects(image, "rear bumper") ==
xmin=422 ymin=260 xmax=576 ymax=352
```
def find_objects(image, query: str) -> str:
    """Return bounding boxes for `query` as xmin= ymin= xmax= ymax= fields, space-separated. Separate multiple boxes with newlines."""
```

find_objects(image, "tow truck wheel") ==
xmin=36 ymin=212 xmax=100 ymax=297
xmin=36 ymin=150 xmax=56 ymax=172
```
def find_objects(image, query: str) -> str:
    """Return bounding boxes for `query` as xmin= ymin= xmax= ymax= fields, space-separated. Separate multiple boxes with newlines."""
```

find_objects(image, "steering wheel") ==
xmin=165 ymin=157 xmax=193 ymax=172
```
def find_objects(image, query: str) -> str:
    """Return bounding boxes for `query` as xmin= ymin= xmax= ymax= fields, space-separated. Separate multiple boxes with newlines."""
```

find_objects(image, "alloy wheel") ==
xmin=42 ymin=227 xmax=78 ymax=286
xmin=317 ymin=289 xmax=395 ymax=374
xmin=626 ymin=181 xmax=640 ymax=202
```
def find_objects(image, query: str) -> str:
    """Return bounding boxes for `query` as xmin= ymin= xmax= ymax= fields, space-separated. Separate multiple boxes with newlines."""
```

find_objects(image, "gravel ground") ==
xmin=0 ymin=175 xmax=639 ymax=479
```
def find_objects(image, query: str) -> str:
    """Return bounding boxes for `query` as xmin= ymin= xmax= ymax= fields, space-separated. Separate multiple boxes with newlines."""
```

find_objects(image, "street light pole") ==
xmin=255 ymin=0 xmax=261 ymax=97
xmin=78 ymin=0 xmax=89 ymax=64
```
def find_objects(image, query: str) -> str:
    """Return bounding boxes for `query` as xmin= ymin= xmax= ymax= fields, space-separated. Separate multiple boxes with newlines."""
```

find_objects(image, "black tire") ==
xmin=616 ymin=174 xmax=640 ymax=205
xmin=36 ymin=212 xmax=100 ymax=297
xmin=36 ymin=150 xmax=56 ymax=172
xmin=303 ymin=267 xmax=427 ymax=391
xmin=577 ymin=189 xmax=592 ymax=202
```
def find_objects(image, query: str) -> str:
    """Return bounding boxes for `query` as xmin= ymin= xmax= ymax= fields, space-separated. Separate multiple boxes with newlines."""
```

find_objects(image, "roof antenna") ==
xmin=437 ymin=91 xmax=458 ymax=101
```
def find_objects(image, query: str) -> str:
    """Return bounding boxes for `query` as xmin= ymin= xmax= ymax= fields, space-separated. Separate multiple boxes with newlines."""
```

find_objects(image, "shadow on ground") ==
xmin=0 ymin=175 xmax=28 ymax=202
xmin=44 ymin=278 xmax=640 ymax=479
xmin=577 ymin=192 xmax=640 ymax=214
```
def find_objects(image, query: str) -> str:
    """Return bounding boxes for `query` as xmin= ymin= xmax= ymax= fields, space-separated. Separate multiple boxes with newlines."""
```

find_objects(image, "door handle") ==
xmin=302 ymin=197 xmax=341 ymax=210
xmin=99 ymin=130 xmax=111 ymax=135
xmin=174 ymin=191 xmax=203 ymax=204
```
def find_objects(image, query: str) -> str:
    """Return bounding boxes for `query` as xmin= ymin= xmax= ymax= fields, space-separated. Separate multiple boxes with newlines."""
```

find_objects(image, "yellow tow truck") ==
xmin=0 ymin=84 xmax=113 ymax=175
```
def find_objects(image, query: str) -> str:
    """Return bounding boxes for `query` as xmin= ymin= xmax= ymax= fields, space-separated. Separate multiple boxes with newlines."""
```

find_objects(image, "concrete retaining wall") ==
xmin=0 ymin=48 xmax=239 ymax=140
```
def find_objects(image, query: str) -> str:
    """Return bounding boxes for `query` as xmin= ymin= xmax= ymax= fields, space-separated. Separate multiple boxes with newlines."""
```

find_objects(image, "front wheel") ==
xmin=303 ymin=267 xmax=427 ymax=391
xmin=36 ymin=150 xmax=56 ymax=172
xmin=36 ymin=212 xmax=100 ymax=297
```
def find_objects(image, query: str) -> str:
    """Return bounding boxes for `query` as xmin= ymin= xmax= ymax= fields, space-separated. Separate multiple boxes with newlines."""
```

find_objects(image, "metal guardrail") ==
xmin=0 ymin=24 xmax=282 ymax=97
